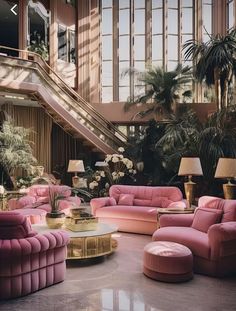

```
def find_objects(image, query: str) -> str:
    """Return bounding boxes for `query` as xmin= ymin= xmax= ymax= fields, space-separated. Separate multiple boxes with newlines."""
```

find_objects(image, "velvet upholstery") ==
xmin=152 ymin=196 xmax=236 ymax=277
xmin=0 ymin=212 xmax=69 ymax=299
xmin=191 ymin=207 xmax=223 ymax=233
xmin=91 ymin=185 xmax=186 ymax=235
xmin=8 ymin=185 xmax=81 ymax=222
xmin=143 ymin=241 xmax=193 ymax=282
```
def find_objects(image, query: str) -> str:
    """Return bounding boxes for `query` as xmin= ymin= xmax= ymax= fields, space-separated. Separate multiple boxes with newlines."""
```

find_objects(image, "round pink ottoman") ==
xmin=15 ymin=208 xmax=47 ymax=224
xmin=143 ymin=241 xmax=193 ymax=282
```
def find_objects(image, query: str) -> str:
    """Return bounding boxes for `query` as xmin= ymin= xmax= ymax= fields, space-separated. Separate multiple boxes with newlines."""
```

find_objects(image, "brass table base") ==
xmin=67 ymin=235 xmax=117 ymax=259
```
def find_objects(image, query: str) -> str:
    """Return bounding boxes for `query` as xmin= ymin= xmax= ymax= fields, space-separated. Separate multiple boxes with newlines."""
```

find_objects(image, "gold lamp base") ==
xmin=223 ymin=183 xmax=236 ymax=199
xmin=184 ymin=181 xmax=196 ymax=208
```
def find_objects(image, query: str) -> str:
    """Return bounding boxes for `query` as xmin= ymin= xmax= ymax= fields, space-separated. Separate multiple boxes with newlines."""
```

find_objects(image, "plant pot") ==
xmin=46 ymin=212 xmax=66 ymax=229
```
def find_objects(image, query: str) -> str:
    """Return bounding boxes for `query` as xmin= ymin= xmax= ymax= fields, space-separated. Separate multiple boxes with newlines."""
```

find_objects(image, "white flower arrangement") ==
xmin=88 ymin=147 xmax=136 ymax=197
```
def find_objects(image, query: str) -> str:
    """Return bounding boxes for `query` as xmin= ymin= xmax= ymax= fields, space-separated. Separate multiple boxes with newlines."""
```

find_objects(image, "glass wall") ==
xmin=28 ymin=0 xmax=49 ymax=59
xmin=101 ymin=0 xmax=196 ymax=103
xmin=0 ymin=0 xmax=19 ymax=56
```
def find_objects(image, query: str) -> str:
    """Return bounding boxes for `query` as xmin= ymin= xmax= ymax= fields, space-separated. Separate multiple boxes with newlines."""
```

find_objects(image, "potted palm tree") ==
xmin=124 ymin=64 xmax=192 ymax=120
xmin=183 ymin=28 xmax=236 ymax=111
xmin=0 ymin=119 xmax=37 ymax=189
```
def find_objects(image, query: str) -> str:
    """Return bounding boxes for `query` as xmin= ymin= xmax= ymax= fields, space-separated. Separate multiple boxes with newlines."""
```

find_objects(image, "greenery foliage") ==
xmin=0 ymin=120 xmax=37 ymax=184
xmin=126 ymin=106 xmax=236 ymax=196
xmin=183 ymin=29 xmax=236 ymax=110
xmin=124 ymin=64 xmax=192 ymax=119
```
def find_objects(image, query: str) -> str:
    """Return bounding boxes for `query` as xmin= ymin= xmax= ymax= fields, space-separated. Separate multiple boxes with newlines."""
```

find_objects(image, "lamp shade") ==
xmin=178 ymin=157 xmax=203 ymax=176
xmin=214 ymin=158 xmax=236 ymax=178
xmin=67 ymin=160 xmax=85 ymax=173
xmin=95 ymin=161 xmax=108 ymax=167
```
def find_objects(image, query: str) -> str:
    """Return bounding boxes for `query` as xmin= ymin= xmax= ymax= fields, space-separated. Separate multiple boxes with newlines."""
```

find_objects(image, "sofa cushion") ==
xmin=133 ymin=199 xmax=152 ymax=206
xmin=192 ymin=207 xmax=223 ymax=233
xmin=151 ymin=197 xmax=172 ymax=208
xmin=222 ymin=200 xmax=236 ymax=222
xmin=152 ymin=226 xmax=210 ymax=259
xmin=95 ymin=205 xmax=158 ymax=222
xmin=118 ymin=194 xmax=134 ymax=206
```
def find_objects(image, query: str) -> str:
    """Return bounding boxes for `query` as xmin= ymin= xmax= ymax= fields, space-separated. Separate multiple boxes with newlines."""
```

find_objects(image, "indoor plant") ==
xmin=45 ymin=186 xmax=67 ymax=229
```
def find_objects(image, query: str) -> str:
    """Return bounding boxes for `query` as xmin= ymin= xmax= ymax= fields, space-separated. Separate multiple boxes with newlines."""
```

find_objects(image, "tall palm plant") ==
xmin=124 ymin=64 xmax=192 ymax=120
xmin=183 ymin=29 xmax=236 ymax=111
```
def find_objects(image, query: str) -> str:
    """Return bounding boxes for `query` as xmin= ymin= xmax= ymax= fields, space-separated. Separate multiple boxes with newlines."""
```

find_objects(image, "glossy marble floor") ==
xmin=0 ymin=232 xmax=236 ymax=311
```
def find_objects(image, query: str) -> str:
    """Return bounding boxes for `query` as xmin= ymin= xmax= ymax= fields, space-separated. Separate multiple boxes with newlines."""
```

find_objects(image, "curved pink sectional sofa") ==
xmin=90 ymin=185 xmax=186 ymax=235
xmin=0 ymin=212 xmax=69 ymax=299
xmin=152 ymin=196 xmax=236 ymax=277
xmin=7 ymin=185 xmax=81 ymax=223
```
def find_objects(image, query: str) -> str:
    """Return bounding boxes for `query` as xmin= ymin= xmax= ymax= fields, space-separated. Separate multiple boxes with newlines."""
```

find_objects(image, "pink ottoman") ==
xmin=14 ymin=208 xmax=47 ymax=224
xmin=143 ymin=241 xmax=193 ymax=282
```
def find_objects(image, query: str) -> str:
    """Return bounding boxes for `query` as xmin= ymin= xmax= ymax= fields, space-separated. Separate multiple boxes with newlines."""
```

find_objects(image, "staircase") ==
xmin=0 ymin=46 xmax=127 ymax=155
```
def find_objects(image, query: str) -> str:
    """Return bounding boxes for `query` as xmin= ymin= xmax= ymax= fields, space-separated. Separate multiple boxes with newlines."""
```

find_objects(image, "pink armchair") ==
xmin=152 ymin=196 xmax=236 ymax=277
xmin=8 ymin=185 xmax=81 ymax=215
xmin=0 ymin=211 xmax=69 ymax=299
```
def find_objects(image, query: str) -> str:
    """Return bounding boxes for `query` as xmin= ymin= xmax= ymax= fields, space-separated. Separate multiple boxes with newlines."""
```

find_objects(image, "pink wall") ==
xmin=92 ymin=102 xmax=217 ymax=123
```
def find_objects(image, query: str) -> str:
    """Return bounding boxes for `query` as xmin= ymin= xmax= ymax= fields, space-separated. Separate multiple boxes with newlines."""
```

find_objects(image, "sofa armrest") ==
xmin=90 ymin=197 xmax=116 ymax=215
xmin=167 ymin=200 xmax=187 ymax=209
xmin=208 ymin=222 xmax=236 ymax=260
xmin=0 ymin=231 xmax=69 ymax=257
xmin=159 ymin=214 xmax=194 ymax=228
xmin=8 ymin=195 xmax=36 ymax=210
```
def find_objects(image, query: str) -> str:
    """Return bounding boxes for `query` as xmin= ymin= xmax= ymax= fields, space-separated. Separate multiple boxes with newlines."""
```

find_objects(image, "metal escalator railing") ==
xmin=0 ymin=45 xmax=127 ymax=151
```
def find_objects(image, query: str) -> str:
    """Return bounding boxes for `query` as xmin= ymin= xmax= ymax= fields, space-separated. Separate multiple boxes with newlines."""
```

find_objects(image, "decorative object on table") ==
xmin=70 ymin=206 xmax=87 ymax=217
xmin=67 ymin=160 xmax=85 ymax=187
xmin=178 ymin=157 xmax=203 ymax=208
xmin=45 ymin=186 xmax=67 ymax=229
xmin=65 ymin=213 xmax=98 ymax=232
xmin=214 ymin=157 xmax=236 ymax=199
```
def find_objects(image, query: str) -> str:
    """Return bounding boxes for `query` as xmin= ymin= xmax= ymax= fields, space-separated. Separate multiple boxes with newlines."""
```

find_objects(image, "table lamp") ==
xmin=214 ymin=158 xmax=236 ymax=199
xmin=178 ymin=157 xmax=203 ymax=208
xmin=67 ymin=160 xmax=85 ymax=187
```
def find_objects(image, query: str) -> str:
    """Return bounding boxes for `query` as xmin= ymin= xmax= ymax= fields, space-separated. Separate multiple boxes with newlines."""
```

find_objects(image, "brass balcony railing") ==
xmin=0 ymin=45 xmax=127 ymax=154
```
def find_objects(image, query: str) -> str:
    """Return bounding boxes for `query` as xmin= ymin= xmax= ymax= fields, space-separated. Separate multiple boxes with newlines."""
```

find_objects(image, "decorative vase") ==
xmin=46 ymin=212 xmax=66 ymax=229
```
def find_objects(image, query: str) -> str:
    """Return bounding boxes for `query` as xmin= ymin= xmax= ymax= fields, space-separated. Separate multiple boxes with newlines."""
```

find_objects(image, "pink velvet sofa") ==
xmin=8 ymin=185 xmax=81 ymax=216
xmin=90 ymin=185 xmax=186 ymax=235
xmin=0 ymin=211 xmax=69 ymax=299
xmin=152 ymin=196 xmax=236 ymax=277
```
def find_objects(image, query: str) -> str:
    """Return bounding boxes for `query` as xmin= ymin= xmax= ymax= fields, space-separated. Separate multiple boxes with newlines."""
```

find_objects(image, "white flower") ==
xmin=112 ymin=156 xmax=119 ymax=163
xmin=100 ymin=171 xmax=105 ymax=177
xmin=118 ymin=147 xmax=125 ymax=153
xmin=105 ymin=183 xmax=110 ymax=189
xmin=89 ymin=182 xmax=95 ymax=190
xmin=126 ymin=160 xmax=133 ymax=169
xmin=133 ymin=169 xmax=137 ymax=174
xmin=122 ymin=158 xmax=129 ymax=165
xmin=93 ymin=181 xmax=98 ymax=186
xmin=118 ymin=172 xmax=125 ymax=177
xmin=95 ymin=176 xmax=101 ymax=181
xmin=105 ymin=155 xmax=112 ymax=162
xmin=129 ymin=169 xmax=133 ymax=173
xmin=112 ymin=172 xmax=117 ymax=177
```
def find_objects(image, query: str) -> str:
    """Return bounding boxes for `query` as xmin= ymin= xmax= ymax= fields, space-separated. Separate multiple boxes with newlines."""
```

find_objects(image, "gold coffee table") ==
xmin=33 ymin=223 xmax=118 ymax=260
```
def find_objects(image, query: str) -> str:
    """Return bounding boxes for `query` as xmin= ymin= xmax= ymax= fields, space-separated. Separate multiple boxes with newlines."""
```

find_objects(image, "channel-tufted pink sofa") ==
xmin=0 ymin=211 xmax=69 ymax=299
xmin=152 ymin=196 xmax=236 ymax=277
xmin=8 ymin=185 xmax=81 ymax=216
xmin=90 ymin=185 xmax=186 ymax=235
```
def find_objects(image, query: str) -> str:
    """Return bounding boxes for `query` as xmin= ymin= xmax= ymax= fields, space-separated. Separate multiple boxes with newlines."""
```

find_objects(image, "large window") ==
xmin=58 ymin=25 xmax=76 ymax=63
xmin=227 ymin=0 xmax=235 ymax=30
xmin=0 ymin=0 xmax=19 ymax=56
xmin=100 ymin=0 xmax=214 ymax=103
